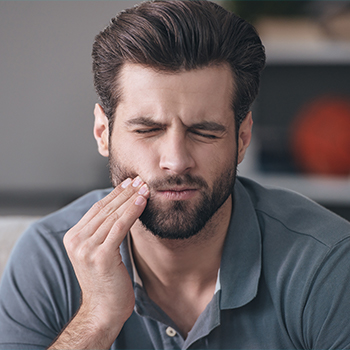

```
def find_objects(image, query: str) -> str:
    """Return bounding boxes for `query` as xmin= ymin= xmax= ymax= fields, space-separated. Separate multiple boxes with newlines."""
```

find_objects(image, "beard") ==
xmin=108 ymin=153 xmax=237 ymax=240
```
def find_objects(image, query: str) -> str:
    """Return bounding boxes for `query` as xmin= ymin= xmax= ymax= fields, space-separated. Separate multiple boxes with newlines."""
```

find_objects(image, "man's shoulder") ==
xmin=3 ymin=188 xmax=112 ymax=281
xmin=34 ymin=188 xmax=112 ymax=235
xmin=237 ymin=176 xmax=350 ymax=248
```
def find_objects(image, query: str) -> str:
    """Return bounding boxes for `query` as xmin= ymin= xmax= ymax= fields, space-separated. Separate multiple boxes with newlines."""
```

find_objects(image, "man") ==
xmin=1 ymin=1 xmax=350 ymax=349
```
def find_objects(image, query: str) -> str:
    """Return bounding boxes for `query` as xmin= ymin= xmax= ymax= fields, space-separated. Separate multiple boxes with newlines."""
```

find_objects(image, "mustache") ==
xmin=108 ymin=159 xmax=208 ymax=190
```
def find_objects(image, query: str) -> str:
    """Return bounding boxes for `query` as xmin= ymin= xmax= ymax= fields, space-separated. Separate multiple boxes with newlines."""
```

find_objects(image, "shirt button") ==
xmin=166 ymin=326 xmax=177 ymax=337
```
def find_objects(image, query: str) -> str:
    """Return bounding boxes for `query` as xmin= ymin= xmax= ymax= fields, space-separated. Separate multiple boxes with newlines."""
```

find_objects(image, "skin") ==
xmin=49 ymin=63 xmax=252 ymax=348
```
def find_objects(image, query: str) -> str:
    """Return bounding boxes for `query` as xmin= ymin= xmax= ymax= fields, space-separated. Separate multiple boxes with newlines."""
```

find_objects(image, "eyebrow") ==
xmin=189 ymin=121 xmax=227 ymax=133
xmin=125 ymin=117 xmax=227 ymax=133
xmin=125 ymin=117 xmax=165 ymax=128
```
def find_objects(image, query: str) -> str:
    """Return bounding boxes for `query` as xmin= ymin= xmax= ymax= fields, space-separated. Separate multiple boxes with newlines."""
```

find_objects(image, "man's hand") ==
xmin=49 ymin=177 xmax=149 ymax=349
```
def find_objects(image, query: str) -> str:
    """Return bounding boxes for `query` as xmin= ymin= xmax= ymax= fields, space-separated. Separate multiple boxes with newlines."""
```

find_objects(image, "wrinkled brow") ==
xmin=125 ymin=117 xmax=227 ymax=132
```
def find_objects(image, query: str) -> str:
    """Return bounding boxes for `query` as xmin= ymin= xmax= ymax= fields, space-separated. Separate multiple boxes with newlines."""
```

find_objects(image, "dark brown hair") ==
xmin=92 ymin=0 xmax=265 ymax=131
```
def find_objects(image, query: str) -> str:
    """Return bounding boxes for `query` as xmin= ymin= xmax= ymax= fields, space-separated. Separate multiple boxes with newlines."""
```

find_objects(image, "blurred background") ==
xmin=228 ymin=1 xmax=350 ymax=221
xmin=0 ymin=1 xmax=350 ymax=220
xmin=0 ymin=1 xmax=138 ymax=215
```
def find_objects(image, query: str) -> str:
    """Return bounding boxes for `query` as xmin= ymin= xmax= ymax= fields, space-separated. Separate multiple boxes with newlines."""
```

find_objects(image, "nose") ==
xmin=159 ymin=131 xmax=195 ymax=175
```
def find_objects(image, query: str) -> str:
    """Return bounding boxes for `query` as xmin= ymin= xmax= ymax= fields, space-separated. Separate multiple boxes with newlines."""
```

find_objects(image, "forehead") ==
xmin=116 ymin=63 xmax=235 ymax=124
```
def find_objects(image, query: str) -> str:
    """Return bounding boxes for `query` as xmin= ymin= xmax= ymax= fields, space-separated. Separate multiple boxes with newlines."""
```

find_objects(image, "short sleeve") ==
xmin=0 ymin=223 xmax=80 ymax=349
xmin=302 ymin=237 xmax=350 ymax=349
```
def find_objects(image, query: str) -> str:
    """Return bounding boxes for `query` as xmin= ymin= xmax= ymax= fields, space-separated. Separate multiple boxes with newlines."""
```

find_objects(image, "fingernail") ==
xmin=135 ymin=196 xmax=146 ymax=206
xmin=138 ymin=184 xmax=148 ymax=195
xmin=132 ymin=176 xmax=142 ymax=187
xmin=121 ymin=178 xmax=132 ymax=188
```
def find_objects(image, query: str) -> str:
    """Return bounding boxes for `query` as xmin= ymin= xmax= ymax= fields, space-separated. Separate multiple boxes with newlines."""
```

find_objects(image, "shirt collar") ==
xmin=127 ymin=233 xmax=143 ymax=286
xmin=126 ymin=233 xmax=222 ymax=293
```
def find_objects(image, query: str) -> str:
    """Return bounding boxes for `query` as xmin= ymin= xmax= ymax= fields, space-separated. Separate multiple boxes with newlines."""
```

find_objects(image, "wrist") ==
xmin=78 ymin=303 xmax=128 ymax=336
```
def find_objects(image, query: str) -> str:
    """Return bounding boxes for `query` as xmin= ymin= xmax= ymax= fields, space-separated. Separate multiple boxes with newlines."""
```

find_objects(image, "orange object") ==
xmin=290 ymin=95 xmax=350 ymax=176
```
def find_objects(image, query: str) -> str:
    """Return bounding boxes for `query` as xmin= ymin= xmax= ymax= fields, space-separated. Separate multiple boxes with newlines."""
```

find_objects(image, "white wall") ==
xmin=0 ymin=1 xmax=139 ymax=194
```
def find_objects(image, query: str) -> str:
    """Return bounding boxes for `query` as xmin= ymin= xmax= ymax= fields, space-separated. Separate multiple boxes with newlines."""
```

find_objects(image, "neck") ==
xmin=130 ymin=195 xmax=232 ymax=285
xmin=129 ymin=196 xmax=232 ymax=337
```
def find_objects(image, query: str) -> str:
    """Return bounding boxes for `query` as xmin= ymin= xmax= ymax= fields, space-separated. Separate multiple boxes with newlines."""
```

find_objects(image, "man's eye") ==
xmin=191 ymin=130 xmax=218 ymax=139
xmin=135 ymin=128 xmax=160 ymax=134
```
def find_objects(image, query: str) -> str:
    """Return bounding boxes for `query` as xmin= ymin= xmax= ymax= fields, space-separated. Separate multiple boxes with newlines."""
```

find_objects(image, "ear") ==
xmin=93 ymin=103 xmax=109 ymax=157
xmin=237 ymin=111 xmax=253 ymax=164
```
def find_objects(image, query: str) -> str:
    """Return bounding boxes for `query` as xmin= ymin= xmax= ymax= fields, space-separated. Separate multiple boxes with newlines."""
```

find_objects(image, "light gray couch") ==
xmin=0 ymin=216 xmax=40 ymax=277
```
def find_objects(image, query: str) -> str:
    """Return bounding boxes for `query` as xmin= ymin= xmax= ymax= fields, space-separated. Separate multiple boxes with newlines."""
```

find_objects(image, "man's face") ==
xmin=95 ymin=63 xmax=250 ymax=240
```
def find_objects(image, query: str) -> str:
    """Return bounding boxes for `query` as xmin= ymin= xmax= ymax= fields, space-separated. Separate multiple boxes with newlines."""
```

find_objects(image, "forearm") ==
xmin=48 ymin=307 xmax=125 ymax=350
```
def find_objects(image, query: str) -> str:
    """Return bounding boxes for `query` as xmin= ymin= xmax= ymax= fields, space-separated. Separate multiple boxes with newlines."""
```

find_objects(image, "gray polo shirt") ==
xmin=1 ymin=177 xmax=350 ymax=349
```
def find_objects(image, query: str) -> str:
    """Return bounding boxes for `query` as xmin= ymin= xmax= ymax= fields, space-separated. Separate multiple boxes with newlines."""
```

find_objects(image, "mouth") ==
xmin=156 ymin=187 xmax=198 ymax=200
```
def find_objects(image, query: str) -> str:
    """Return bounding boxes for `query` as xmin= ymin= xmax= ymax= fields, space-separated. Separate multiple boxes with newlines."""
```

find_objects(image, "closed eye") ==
xmin=126 ymin=117 xmax=166 ymax=136
xmin=190 ymin=130 xmax=219 ymax=139
xmin=188 ymin=121 xmax=226 ymax=141
xmin=134 ymin=128 xmax=163 ymax=134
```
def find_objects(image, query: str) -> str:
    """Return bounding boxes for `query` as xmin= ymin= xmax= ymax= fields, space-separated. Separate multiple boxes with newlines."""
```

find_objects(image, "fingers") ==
xmin=91 ymin=182 xmax=149 ymax=246
xmin=73 ymin=177 xmax=138 ymax=231
xmin=83 ymin=177 xmax=147 ymax=233
xmin=102 ymin=192 xmax=147 ymax=249
xmin=64 ymin=176 xmax=149 ymax=251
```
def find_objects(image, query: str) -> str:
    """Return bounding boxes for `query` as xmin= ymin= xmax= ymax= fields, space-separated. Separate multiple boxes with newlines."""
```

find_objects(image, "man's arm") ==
xmin=301 ymin=236 xmax=350 ymax=350
xmin=49 ymin=177 xmax=149 ymax=349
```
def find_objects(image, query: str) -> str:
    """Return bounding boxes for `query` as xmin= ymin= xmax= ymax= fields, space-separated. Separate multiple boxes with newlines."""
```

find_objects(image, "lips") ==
xmin=157 ymin=188 xmax=198 ymax=200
